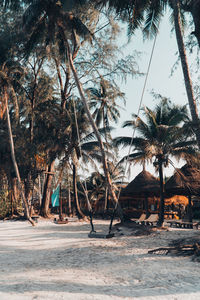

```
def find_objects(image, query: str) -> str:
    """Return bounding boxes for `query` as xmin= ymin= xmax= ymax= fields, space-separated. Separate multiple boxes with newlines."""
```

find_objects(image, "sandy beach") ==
xmin=0 ymin=218 xmax=200 ymax=300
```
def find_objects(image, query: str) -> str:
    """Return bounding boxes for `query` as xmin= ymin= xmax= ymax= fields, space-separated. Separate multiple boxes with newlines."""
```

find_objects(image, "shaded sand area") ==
xmin=0 ymin=219 xmax=200 ymax=299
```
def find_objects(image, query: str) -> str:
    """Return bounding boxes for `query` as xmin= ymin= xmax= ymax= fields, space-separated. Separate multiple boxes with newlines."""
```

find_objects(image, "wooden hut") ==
xmin=165 ymin=164 xmax=200 ymax=222
xmin=119 ymin=170 xmax=160 ymax=217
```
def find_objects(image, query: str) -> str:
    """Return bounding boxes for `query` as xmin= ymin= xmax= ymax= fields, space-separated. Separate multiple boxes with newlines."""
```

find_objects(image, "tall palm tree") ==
xmin=114 ymin=98 xmax=198 ymax=226
xmin=18 ymin=0 xmax=124 ymax=221
xmin=93 ymin=0 xmax=200 ymax=149
xmin=33 ymin=95 xmax=74 ymax=217
xmin=65 ymin=97 xmax=114 ymax=218
xmin=171 ymin=0 xmax=200 ymax=148
xmin=87 ymin=80 xmax=124 ymax=209
xmin=87 ymin=80 xmax=124 ymax=131
xmin=179 ymin=0 xmax=200 ymax=47
xmin=0 ymin=61 xmax=35 ymax=225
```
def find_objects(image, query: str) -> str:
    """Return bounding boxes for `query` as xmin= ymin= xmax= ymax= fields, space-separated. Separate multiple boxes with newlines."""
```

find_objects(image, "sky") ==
xmin=113 ymin=12 xmax=199 ymax=181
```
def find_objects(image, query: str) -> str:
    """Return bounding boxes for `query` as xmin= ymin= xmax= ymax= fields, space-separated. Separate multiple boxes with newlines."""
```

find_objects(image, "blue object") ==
xmin=51 ymin=186 xmax=60 ymax=207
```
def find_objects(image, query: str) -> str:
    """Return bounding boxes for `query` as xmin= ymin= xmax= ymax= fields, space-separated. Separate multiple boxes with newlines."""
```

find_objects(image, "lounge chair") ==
xmin=167 ymin=220 xmax=200 ymax=229
xmin=135 ymin=213 xmax=146 ymax=224
xmin=144 ymin=214 xmax=159 ymax=226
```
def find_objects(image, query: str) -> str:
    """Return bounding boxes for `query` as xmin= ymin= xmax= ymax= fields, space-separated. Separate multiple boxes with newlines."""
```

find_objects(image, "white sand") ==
xmin=0 ymin=218 xmax=200 ymax=300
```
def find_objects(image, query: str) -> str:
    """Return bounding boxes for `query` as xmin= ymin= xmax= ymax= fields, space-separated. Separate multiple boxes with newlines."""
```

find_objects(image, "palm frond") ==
xmin=117 ymin=151 xmax=146 ymax=165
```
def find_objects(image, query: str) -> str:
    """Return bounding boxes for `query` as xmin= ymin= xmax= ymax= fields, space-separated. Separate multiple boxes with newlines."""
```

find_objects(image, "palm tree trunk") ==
xmin=158 ymin=160 xmax=165 ymax=226
xmin=5 ymin=92 xmax=34 ymax=226
xmin=189 ymin=0 xmax=200 ymax=47
xmin=65 ymin=39 xmax=124 ymax=222
xmin=66 ymin=169 xmax=72 ymax=216
xmin=40 ymin=160 xmax=55 ymax=217
xmin=104 ymin=186 xmax=109 ymax=211
xmin=72 ymin=163 xmax=86 ymax=219
xmin=172 ymin=0 xmax=200 ymax=148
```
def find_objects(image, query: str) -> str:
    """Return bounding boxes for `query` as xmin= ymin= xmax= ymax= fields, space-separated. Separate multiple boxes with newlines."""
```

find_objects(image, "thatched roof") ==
xmin=165 ymin=164 xmax=200 ymax=196
xmin=121 ymin=169 xmax=160 ymax=197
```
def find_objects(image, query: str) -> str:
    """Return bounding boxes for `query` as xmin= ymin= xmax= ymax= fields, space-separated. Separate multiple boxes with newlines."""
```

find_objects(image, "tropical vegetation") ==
xmin=114 ymin=96 xmax=199 ymax=225
xmin=0 ymin=0 xmax=199 ymax=225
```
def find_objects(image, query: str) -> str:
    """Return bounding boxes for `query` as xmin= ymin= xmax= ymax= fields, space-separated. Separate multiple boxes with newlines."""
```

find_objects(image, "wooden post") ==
xmin=59 ymin=184 xmax=63 ymax=221
xmin=188 ymin=194 xmax=193 ymax=223
xmin=145 ymin=195 xmax=149 ymax=215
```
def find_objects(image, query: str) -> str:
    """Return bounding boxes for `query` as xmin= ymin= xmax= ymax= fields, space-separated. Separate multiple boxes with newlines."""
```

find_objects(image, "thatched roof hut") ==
xmin=165 ymin=164 xmax=200 ymax=197
xmin=121 ymin=169 xmax=160 ymax=197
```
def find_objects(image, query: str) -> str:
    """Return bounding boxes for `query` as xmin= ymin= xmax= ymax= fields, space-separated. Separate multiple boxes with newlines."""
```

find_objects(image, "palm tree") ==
xmin=171 ymin=0 xmax=200 ymax=149
xmin=93 ymin=0 xmax=200 ymax=149
xmin=65 ymin=97 xmax=114 ymax=219
xmin=33 ymin=95 xmax=74 ymax=217
xmin=179 ymin=0 xmax=200 ymax=47
xmin=0 ymin=61 xmax=35 ymax=225
xmin=18 ymin=0 xmax=124 ymax=221
xmin=87 ymin=80 xmax=124 ymax=131
xmin=114 ymin=98 xmax=198 ymax=226
xmin=87 ymin=80 xmax=124 ymax=208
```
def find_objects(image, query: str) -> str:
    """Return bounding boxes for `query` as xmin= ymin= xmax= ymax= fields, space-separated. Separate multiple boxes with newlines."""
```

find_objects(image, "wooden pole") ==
xmin=59 ymin=184 xmax=63 ymax=221
xmin=188 ymin=195 xmax=193 ymax=223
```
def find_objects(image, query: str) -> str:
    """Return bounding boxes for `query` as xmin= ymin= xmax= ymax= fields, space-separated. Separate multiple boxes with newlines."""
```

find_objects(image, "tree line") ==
xmin=0 ymin=0 xmax=200 ymax=226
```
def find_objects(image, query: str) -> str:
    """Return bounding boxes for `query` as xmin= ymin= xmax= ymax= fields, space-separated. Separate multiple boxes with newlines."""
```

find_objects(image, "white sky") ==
xmin=113 ymin=12 xmax=199 ymax=181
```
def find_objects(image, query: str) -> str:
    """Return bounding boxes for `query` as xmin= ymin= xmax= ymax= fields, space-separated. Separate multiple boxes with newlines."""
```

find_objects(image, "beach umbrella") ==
xmin=165 ymin=164 xmax=200 ymax=222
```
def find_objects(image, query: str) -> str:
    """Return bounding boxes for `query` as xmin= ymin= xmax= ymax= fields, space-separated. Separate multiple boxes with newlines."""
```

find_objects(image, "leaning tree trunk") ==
xmin=65 ymin=39 xmax=124 ymax=222
xmin=104 ymin=186 xmax=109 ymax=211
xmin=158 ymin=160 xmax=165 ymax=226
xmin=40 ymin=160 xmax=55 ymax=217
xmin=72 ymin=163 xmax=86 ymax=219
xmin=172 ymin=0 xmax=200 ymax=148
xmin=5 ymin=91 xmax=34 ymax=226
xmin=190 ymin=0 xmax=200 ymax=47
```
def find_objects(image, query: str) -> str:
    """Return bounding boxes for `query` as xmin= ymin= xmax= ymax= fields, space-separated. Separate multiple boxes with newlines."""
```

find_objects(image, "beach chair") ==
xmin=135 ymin=213 xmax=146 ymax=224
xmin=144 ymin=214 xmax=159 ymax=226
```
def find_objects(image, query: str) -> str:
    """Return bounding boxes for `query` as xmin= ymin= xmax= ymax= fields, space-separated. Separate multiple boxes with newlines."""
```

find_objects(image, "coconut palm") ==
xmin=0 ymin=60 xmax=35 ymax=225
xmin=64 ymin=97 xmax=115 ymax=218
xmin=87 ymin=80 xmax=124 ymax=130
xmin=179 ymin=0 xmax=200 ymax=47
xmin=18 ymin=0 xmax=124 ymax=221
xmin=114 ymin=98 xmax=198 ymax=226
xmin=93 ymin=0 xmax=200 ymax=150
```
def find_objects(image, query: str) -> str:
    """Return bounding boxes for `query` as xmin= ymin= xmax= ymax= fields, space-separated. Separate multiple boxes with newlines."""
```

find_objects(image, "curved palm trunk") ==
xmin=104 ymin=186 xmax=109 ymax=211
xmin=65 ymin=40 xmax=124 ymax=222
xmin=5 ymin=92 xmax=34 ymax=226
xmin=40 ymin=160 xmax=55 ymax=217
xmin=188 ymin=0 xmax=200 ymax=47
xmin=172 ymin=0 xmax=200 ymax=148
xmin=158 ymin=160 xmax=165 ymax=226
xmin=72 ymin=163 xmax=86 ymax=219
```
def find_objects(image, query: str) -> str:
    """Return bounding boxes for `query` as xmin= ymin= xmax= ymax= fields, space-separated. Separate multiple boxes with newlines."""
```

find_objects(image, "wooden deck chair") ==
xmin=144 ymin=214 xmax=159 ymax=226
xmin=136 ymin=213 xmax=146 ymax=224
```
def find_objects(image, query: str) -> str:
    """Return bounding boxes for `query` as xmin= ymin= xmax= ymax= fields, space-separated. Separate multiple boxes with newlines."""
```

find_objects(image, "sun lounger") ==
xmin=144 ymin=214 xmax=159 ymax=226
xmin=167 ymin=220 xmax=200 ymax=229
xmin=135 ymin=213 xmax=146 ymax=224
